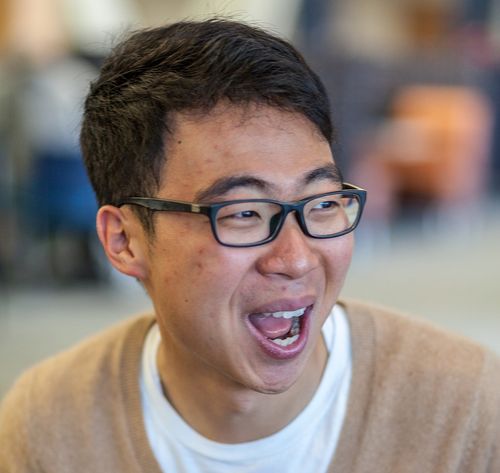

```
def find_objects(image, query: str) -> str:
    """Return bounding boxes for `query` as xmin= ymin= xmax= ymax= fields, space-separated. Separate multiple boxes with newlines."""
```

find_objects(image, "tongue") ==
xmin=249 ymin=314 xmax=293 ymax=339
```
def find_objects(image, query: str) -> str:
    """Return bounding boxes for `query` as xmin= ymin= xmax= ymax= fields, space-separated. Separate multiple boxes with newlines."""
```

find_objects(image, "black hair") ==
xmin=80 ymin=18 xmax=333 ymax=232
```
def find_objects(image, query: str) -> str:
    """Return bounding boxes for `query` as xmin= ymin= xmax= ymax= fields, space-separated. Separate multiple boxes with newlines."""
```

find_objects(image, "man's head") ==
xmin=81 ymin=18 xmax=334 ymax=233
xmin=83 ymin=19 xmax=364 ymax=400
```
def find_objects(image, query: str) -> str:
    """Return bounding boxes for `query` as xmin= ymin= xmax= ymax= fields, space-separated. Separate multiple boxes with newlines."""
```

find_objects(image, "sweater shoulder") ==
xmin=9 ymin=313 xmax=154 ymax=396
xmin=342 ymin=298 xmax=498 ymax=382
xmin=0 ymin=313 xmax=155 ymax=471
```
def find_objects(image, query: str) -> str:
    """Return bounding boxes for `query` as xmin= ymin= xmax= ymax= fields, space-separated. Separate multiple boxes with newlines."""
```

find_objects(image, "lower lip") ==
xmin=246 ymin=306 xmax=313 ymax=360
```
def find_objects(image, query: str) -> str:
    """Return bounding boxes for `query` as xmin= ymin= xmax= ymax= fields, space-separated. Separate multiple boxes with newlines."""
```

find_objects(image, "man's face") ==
xmin=140 ymin=105 xmax=353 ymax=394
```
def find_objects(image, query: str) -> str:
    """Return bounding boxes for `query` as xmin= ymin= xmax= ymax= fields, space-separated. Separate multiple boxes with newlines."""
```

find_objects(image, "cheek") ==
xmin=152 ymin=244 xmax=256 ymax=349
xmin=323 ymin=235 xmax=354 ymax=282
xmin=152 ymin=235 xmax=254 ymax=307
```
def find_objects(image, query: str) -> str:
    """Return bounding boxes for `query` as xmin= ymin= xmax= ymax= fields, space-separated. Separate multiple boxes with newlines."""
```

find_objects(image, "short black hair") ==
xmin=80 ymin=18 xmax=333 ymax=232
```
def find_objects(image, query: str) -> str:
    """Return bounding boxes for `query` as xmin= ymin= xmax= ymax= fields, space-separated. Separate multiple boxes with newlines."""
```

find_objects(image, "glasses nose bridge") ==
xmin=273 ymin=201 xmax=308 ymax=237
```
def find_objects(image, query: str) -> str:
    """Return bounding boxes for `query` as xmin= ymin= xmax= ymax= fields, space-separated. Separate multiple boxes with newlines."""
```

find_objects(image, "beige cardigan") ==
xmin=1 ymin=300 xmax=499 ymax=472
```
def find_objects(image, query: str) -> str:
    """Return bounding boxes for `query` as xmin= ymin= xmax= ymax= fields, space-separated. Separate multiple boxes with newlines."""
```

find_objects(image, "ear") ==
xmin=96 ymin=205 xmax=148 ymax=281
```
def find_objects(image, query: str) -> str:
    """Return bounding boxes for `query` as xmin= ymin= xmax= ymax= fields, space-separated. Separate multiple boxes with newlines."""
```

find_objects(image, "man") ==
xmin=0 ymin=19 xmax=499 ymax=473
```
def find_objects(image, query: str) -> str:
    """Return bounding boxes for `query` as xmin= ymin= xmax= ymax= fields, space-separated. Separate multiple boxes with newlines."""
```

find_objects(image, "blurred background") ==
xmin=0 ymin=0 xmax=499 ymax=398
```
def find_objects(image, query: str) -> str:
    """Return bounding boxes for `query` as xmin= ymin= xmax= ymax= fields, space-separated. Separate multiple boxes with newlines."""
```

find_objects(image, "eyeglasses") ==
xmin=117 ymin=183 xmax=367 ymax=248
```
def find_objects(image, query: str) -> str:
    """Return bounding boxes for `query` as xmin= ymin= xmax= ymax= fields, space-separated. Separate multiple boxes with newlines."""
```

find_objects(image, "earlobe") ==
xmin=96 ymin=205 xmax=148 ymax=280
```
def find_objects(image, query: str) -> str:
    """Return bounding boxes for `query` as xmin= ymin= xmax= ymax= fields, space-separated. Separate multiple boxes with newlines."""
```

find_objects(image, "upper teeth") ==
xmin=262 ymin=307 xmax=306 ymax=319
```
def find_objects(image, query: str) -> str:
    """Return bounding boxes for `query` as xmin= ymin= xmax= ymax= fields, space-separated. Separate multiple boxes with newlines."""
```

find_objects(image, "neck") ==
xmin=156 ymin=336 xmax=328 ymax=443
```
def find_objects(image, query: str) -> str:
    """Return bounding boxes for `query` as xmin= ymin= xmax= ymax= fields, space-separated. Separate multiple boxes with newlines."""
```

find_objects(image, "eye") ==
xmin=231 ymin=210 xmax=260 ymax=219
xmin=218 ymin=209 xmax=261 ymax=220
xmin=312 ymin=199 xmax=340 ymax=211
xmin=216 ymin=204 xmax=265 ymax=228
xmin=305 ymin=196 xmax=343 ymax=223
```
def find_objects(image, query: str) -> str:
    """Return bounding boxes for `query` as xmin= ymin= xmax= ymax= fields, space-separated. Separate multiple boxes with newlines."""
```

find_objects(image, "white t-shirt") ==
xmin=140 ymin=305 xmax=352 ymax=473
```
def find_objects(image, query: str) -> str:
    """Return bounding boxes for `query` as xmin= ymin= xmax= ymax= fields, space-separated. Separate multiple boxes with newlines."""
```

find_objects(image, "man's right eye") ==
xmin=231 ymin=210 xmax=259 ymax=219
xmin=217 ymin=208 xmax=263 ymax=227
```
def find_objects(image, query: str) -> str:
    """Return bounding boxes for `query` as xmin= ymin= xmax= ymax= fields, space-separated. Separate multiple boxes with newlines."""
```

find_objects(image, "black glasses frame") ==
xmin=116 ymin=183 xmax=367 ymax=248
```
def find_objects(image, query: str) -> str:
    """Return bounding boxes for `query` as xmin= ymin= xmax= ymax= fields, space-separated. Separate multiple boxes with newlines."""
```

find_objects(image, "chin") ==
xmin=245 ymin=366 xmax=303 ymax=395
xmin=253 ymin=382 xmax=295 ymax=395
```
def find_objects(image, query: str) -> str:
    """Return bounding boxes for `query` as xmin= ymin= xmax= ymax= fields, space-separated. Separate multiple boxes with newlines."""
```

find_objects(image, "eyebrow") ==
xmin=303 ymin=163 xmax=343 ymax=186
xmin=194 ymin=162 xmax=344 ymax=203
xmin=195 ymin=176 xmax=271 ymax=202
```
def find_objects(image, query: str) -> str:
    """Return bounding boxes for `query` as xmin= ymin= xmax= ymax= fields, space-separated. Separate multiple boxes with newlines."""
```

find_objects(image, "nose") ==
xmin=256 ymin=215 xmax=320 ymax=280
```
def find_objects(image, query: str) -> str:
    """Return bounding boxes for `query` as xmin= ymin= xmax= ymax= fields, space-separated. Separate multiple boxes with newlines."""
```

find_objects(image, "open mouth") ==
xmin=246 ymin=305 xmax=312 ymax=359
xmin=249 ymin=307 xmax=305 ymax=346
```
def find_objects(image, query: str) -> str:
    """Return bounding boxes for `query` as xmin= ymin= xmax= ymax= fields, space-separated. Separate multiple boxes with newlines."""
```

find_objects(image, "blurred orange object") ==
xmin=388 ymin=85 xmax=492 ymax=203
xmin=353 ymin=85 xmax=493 ymax=223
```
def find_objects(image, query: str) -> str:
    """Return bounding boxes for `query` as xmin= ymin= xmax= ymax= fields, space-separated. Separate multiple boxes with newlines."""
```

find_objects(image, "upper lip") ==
xmin=248 ymin=296 xmax=316 ymax=315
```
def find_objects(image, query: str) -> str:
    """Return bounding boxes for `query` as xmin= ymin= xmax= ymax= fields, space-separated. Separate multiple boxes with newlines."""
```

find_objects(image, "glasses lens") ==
xmin=215 ymin=201 xmax=283 ymax=245
xmin=304 ymin=193 xmax=360 ymax=237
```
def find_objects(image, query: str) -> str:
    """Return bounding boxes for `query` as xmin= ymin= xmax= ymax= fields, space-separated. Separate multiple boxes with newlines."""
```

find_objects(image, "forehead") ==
xmin=160 ymin=104 xmax=338 ymax=200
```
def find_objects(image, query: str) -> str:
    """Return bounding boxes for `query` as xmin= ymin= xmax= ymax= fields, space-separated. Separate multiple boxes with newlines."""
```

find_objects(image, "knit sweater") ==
xmin=0 ymin=300 xmax=499 ymax=473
